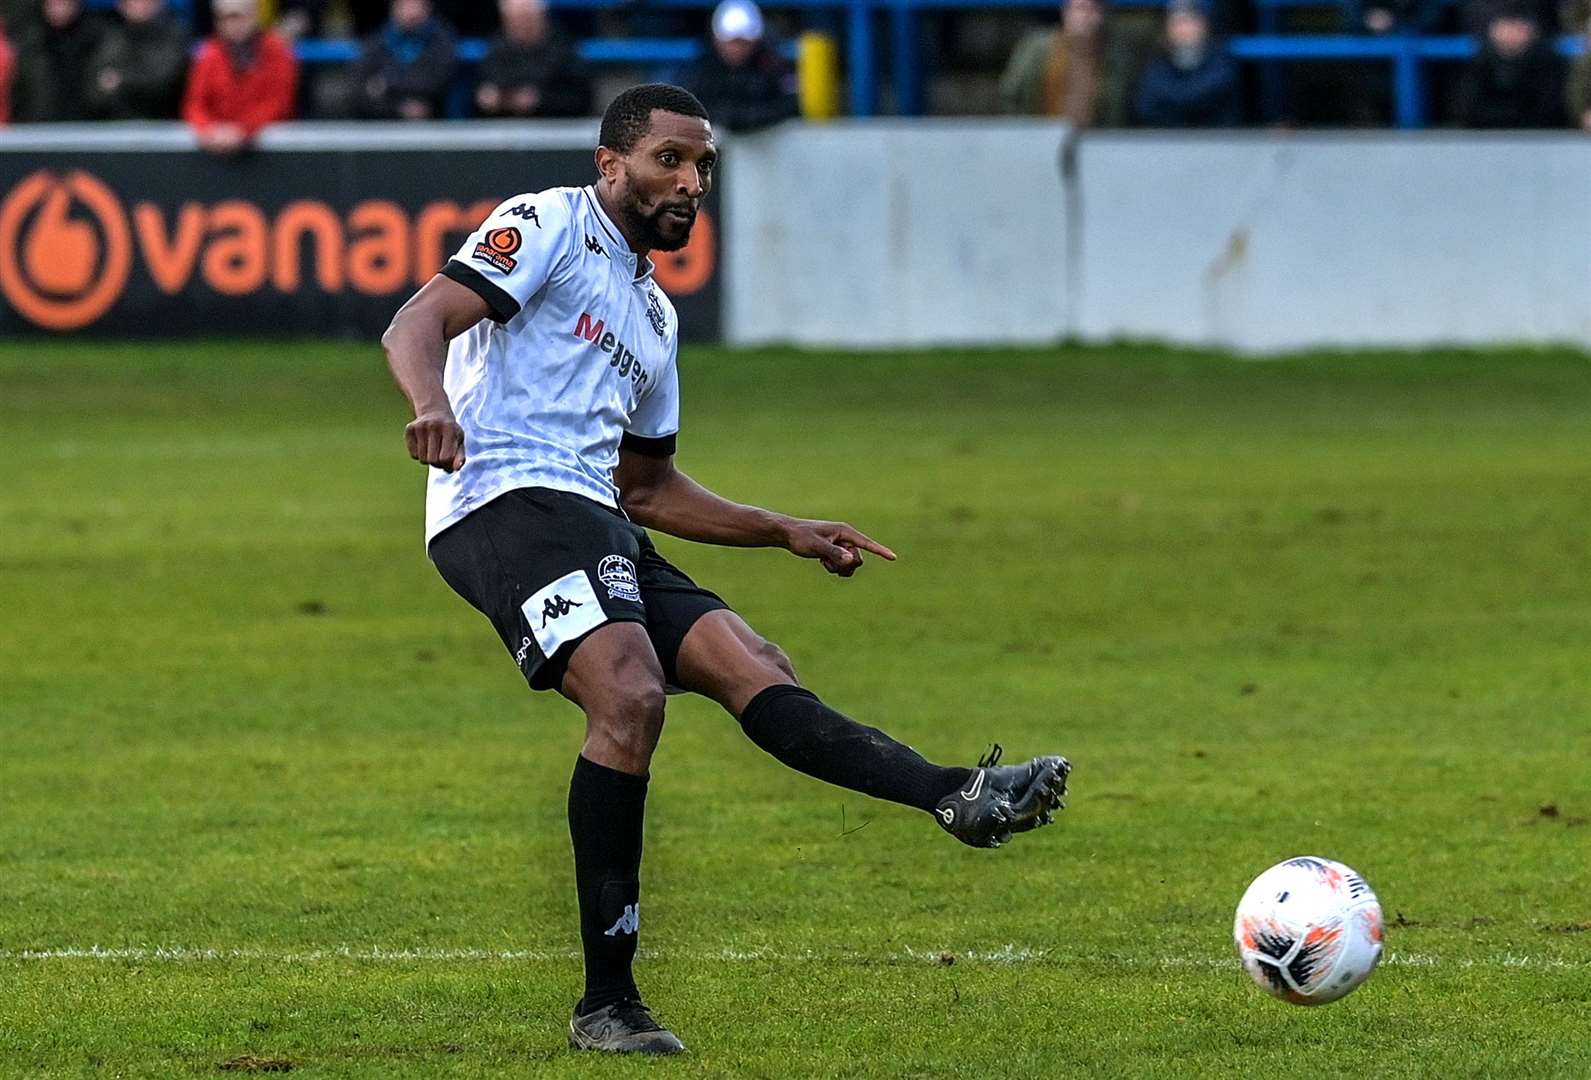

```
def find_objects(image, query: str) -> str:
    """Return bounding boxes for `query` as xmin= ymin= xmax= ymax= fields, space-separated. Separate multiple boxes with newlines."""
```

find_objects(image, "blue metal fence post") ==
xmin=890 ymin=0 xmax=920 ymax=115
xmin=847 ymin=0 xmax=876 ymax=116
xmin=1392 ymin=34 xmax=1424 ymax=128
xmin=1256 ymin=0 xmax=1282 ymax=123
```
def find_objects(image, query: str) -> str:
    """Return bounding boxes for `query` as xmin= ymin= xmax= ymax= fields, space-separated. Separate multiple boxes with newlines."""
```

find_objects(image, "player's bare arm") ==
xmin=614 ymin=447 xmax=896 ymax=577
xmin=380 ymin=273 xmax=489 ymax=473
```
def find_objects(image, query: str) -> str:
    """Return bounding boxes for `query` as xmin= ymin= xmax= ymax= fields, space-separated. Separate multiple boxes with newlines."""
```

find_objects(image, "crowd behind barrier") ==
xmin=0 ymin=0 xmax=1586 ymax=132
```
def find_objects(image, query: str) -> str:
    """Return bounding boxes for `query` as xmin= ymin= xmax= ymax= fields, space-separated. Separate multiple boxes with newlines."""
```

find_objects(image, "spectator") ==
xmin=679 ymin=0 xmax=798 ymax=132
xmin=1453 ymin=6 xmax=1564 ymax=127
xmin=1465 ymin=0 xmax=1557 ymax=32
xmin=1345 ymin=0 xmax=1442 ymax=35
xmin=476 ymin=0 xmax=589 ymax=118
xmin=1134 ymin=0 xmax=1241 ymax=127
xmin=276 ymin=0 xmax=328 ymax=40
xmin=0 ymin=16 xmax=13 ymax=124
xmin=12 ymin=0 xmax=109 ymax=122
xmin=84 ymin=0 xmax=190 ymax=120
xmin=1340 ymin=0 xmax=1442 ymax=124
xmin=182 ymin=0 xmax=298 ymax=153
xmin=1564 ymin=12 xmax=1590 ymax=129
xmin=352 ymin=0 xmax=456 ymax=120
xmin=999 ymin=0 xmax=1148 ymax=127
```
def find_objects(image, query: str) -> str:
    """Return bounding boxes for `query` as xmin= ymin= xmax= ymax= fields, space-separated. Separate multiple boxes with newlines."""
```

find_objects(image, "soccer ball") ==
xmin=1233 ymin=856 xmax=1383 ymax=1005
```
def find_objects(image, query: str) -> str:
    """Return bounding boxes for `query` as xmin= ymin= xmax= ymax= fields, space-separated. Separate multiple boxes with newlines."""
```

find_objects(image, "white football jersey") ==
xmin=424 ymin=185 xmax=681 ymax=544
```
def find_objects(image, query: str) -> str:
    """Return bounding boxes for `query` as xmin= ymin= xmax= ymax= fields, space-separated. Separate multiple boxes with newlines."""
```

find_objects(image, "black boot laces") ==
xmin=612 ymin=999 xmax=664 ymax=1033
xmin=977 ymin=743 xmax=1004 ymax=769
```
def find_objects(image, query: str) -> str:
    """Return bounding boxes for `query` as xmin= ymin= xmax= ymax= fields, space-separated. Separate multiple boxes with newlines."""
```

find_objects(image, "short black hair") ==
xmin=599 ymin=84 xmax=710 ymax=154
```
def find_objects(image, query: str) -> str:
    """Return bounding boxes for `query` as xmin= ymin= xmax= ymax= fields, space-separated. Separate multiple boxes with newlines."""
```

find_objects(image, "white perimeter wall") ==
xmin=724 ymin=124 xmax=1591 ymax=352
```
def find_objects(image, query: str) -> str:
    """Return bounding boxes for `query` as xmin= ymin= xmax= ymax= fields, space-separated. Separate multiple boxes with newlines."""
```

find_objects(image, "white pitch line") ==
xmin=2 ymin=946 xmax=1587 ymax=970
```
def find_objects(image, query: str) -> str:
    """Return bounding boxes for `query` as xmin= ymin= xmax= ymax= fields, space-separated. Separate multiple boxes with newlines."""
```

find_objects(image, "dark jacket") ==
xmin=478 ymin=32 xmax=590 ymax=117
xmin=1134 ymin=45 xmax=1242 ymax=127
xmin=680 ymin=41 xmax=799 ymax=132
xmin=85 ymin=11 xmax=191 ymax=120
xmin=353 ymin=16 xmax=457 ymax=119
xmin=12 ymin=10 xmax=109 ymax=122
xmin=1453 ymin=38 xmax=1564 ymax=127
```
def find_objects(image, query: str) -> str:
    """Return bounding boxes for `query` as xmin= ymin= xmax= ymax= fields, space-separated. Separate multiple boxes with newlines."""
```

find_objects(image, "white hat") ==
xmin=712 ymin=0 xmax=764 ymax=41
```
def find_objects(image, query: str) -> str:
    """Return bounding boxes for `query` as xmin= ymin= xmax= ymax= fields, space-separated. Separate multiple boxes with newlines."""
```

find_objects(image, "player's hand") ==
xmin=405 ymin=409 xmax=466 ymax=473
xmin=783 ymin=519 xmax=896 ymax=578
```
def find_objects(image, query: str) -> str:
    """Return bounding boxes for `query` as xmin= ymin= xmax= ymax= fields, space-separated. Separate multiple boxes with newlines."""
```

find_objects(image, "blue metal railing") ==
xmin=293 ymin=27 xmax=1584 ymax=127
xmin=92 ymin=0 xmax=1588 ymax=124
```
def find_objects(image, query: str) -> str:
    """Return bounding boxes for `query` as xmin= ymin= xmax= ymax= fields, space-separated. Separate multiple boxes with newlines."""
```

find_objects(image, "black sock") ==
xmin=737 ymin=684 xmax=972 ymax=812
xmin=568 ymin=755 xmax=647 ymax=1014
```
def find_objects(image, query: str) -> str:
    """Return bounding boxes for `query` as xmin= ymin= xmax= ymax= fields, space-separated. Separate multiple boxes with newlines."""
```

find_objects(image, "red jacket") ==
xmin=182 ymin=31 xmax=298 ymax=136
xmin=0 ymin=32 xmax=14 ymax=125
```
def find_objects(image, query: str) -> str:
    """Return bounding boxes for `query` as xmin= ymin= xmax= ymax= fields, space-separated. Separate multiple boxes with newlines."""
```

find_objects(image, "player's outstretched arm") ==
xmin=615 ymin=449 xmax=895 ymax=577
xmin=380 ymin=274 xmax=491 ymax=473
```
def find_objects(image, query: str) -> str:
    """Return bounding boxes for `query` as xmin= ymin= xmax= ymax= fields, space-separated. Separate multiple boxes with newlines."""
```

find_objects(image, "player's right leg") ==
xmin=425 ymin=488 xmax=685 ymax=1054
xmin=557 ymin=623 xmax=685 ymax=1055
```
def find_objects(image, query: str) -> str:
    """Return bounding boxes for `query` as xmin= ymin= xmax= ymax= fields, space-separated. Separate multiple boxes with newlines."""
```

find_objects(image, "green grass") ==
xmin=2 ymin=340 xmax=1590 ymax=1078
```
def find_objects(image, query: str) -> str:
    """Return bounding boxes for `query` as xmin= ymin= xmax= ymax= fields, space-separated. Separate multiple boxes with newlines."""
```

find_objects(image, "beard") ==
xmin=622 ymin=200 xmax=697 ymax=253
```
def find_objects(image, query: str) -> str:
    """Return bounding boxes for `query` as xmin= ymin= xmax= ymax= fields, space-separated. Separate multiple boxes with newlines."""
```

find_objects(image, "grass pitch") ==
xmin=2 ymin=339 xmax=1589 ymax=1078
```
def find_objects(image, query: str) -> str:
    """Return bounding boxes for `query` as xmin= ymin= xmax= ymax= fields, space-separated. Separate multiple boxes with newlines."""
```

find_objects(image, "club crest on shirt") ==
xmin=473 ymin=226 xmax=522 ymax=273
xmin=645 ymin=288 xmax=667 ymax=339
xmin=598 ymin=555 xmax=641 ymax=602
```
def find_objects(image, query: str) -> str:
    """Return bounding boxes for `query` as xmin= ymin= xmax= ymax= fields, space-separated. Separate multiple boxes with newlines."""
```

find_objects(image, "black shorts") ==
xmin=428 ymin=487 xmax=730 ymax=692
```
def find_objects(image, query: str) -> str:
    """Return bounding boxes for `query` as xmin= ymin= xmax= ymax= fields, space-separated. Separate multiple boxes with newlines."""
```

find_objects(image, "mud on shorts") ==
xmin=428 ymin=487 xmax=730 ymax=692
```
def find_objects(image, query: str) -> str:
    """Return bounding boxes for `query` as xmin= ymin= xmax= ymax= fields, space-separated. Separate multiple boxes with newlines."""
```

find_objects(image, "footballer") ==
xmin=382 ymin=83 xmax=1070 ymax=1055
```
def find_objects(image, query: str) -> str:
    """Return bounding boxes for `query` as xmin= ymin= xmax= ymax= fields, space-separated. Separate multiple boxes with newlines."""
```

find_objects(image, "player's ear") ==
xmin=595 ymin=145 xmax=621 ymax=183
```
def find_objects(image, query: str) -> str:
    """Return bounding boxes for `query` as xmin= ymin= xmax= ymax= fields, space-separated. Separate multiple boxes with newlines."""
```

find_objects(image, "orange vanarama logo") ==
xmin=1 ymin=169 xmax=721 ymax=331
xmin=472 ymin=225 xmax=522 ymax=273
xmin=0 ymin=170 xmax=132 ymax=331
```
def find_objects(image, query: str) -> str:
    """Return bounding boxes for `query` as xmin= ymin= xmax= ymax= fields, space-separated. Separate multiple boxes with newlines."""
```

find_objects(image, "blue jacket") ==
xmin=1134 ymin=46 xmax=1242 ymax=128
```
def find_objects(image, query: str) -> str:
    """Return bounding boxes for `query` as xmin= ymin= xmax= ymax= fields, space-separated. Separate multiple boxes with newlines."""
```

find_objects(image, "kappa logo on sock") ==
xmin=604 ymin=903 xmax=640 ymax=937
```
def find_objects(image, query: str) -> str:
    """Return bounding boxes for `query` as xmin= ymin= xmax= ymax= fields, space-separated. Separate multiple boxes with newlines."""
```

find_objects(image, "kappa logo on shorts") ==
xmin=514 ymin=636 xmax=533 ymax=668
xmin=538 ymin=594 xmax=584 ymax=628
xmin=522 ymin=570 xmax=605 ymax=659
xmin=473 ymin=226 xmax=522 ymax=273
xmin=598 ymin=555 xmax=641 ymax=602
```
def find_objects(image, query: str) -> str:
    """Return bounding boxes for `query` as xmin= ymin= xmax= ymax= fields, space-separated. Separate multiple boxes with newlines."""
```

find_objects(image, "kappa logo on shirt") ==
xmin=504 ymin=203 xmax=541 ymax=227
xmin=473 ymin=226 xmax=522 ymax=273
xmin=573 ymin=312 xmax=651 ymax=391
xmin=585 ymin=234 xmax=608 ymax=259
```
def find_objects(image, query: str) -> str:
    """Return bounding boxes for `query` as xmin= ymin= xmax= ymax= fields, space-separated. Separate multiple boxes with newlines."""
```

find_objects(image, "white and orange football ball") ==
xmin=1233 ymin=856 xmax=1383 ymax=1005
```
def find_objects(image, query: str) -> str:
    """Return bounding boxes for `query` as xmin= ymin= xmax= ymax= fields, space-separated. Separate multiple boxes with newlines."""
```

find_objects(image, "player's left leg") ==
xmin=671 ymin=610 xmax=1071 ymax=848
